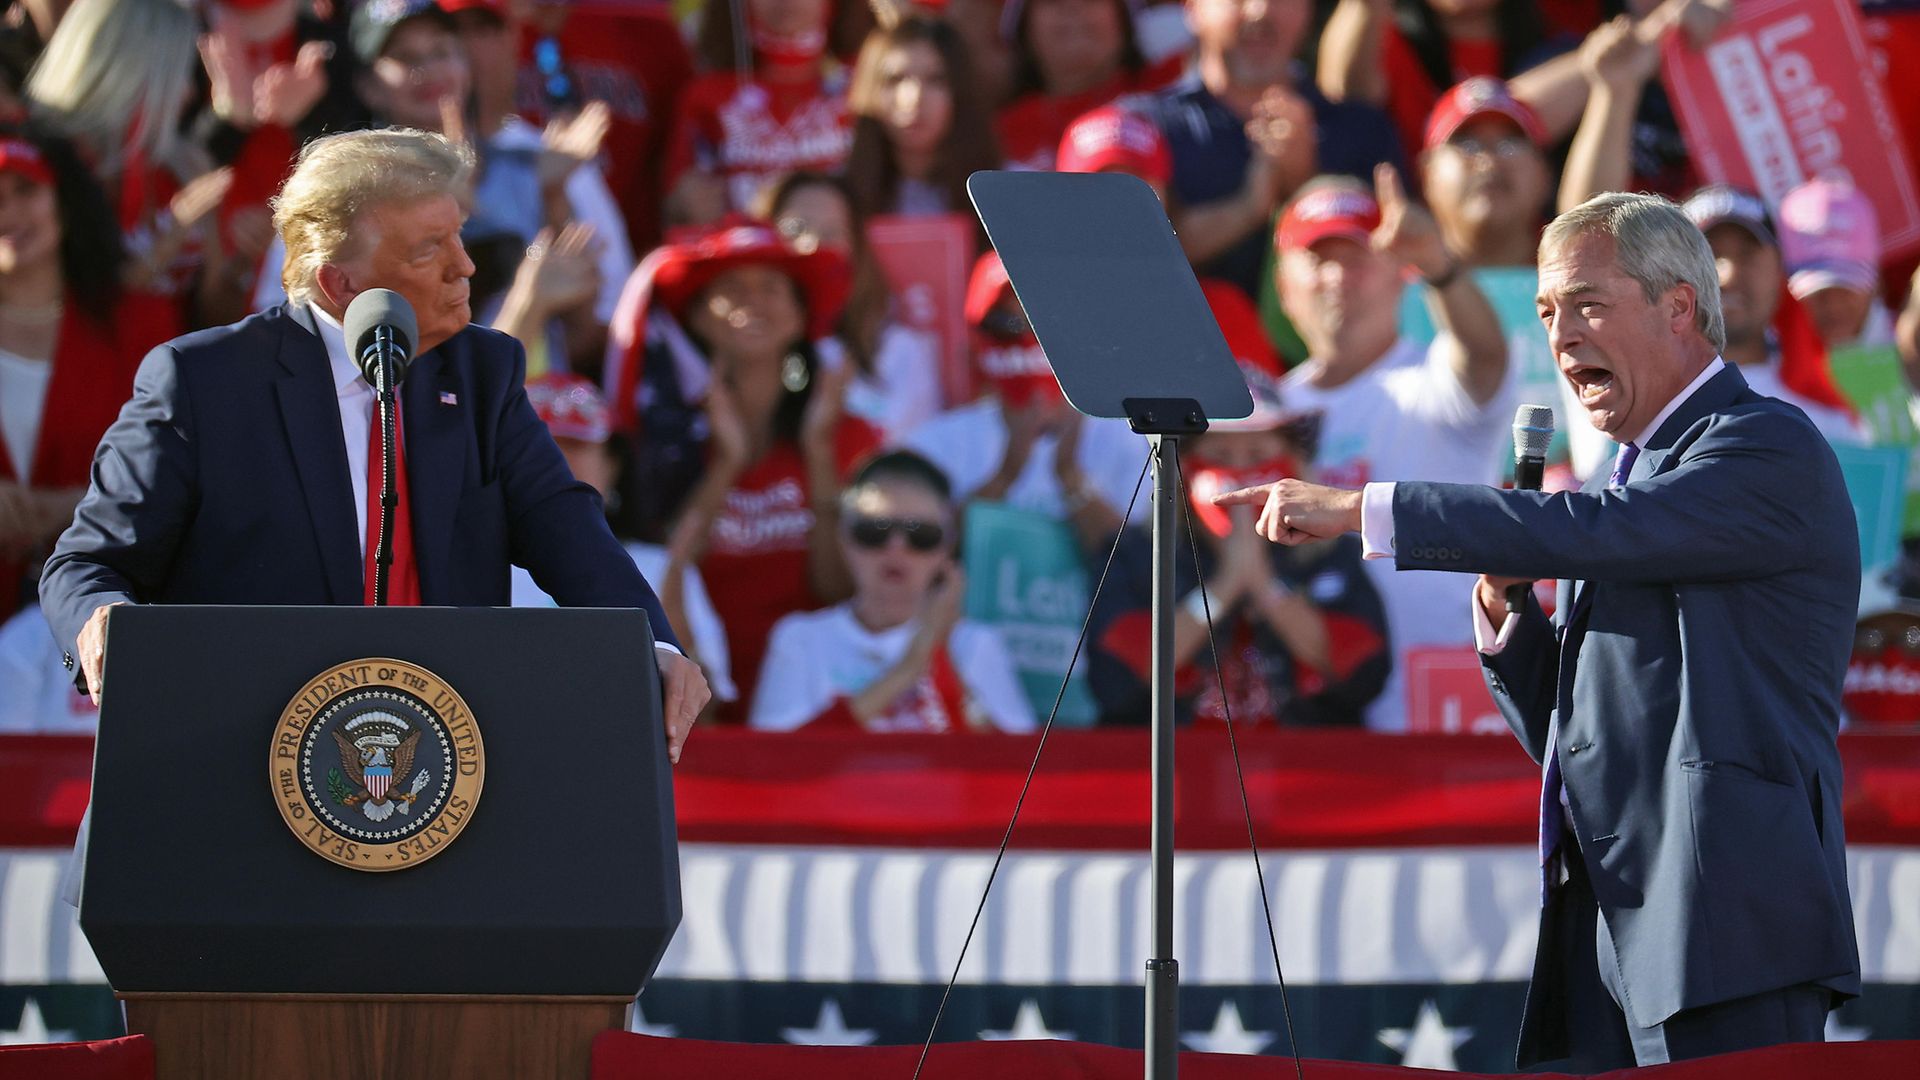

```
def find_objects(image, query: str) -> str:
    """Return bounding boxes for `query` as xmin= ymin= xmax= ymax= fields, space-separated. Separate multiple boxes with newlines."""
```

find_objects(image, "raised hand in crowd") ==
xmin=1245 ymin=86 xmax=1319 ymax=212
xmin=199 ymin=28 xmax=263 ymax=131
xmin=1177 ymin=85 xmax=1319 ymax=267
xmin=493 ymin=222 xmax=602 ymax=347
xmin=1560 ymin=1 xmax=1685 ymax=212
xmin=538 ymin=100 xmax=612 ymax=230
xmin=126 ymin=166 xmax=232 ymax=291
xmin=254 ymin=40 xmax=333 ymax=130
xmin=538 ymin=100 xmax=611 ymax=191
xmin=666 ymin=377 xmax=753 ymax=569
xmin=197 ymin=203 xmax=277 ymax=327
xmin=1370 ymin=162 xmax=1452 ymax=280
xmin=1372 ymin=163 xmax=1507 ymax=405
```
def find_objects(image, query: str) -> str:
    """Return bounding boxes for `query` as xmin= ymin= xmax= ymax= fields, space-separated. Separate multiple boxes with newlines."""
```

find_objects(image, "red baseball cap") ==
xmin=1056 ymin=105 xmax=1171 ymax=188
xmin=437 ymin=0 xmax=506 ymax=16
xmin=0 ymin=139 xmax=53 ymax=188
xmin=526 ymin=373 xmax=612 ymax=444
xmin=1275 ymin=185 xmax=1381 ymax=253
xmin=1423 ymin=77 xmax=1546 ymax=152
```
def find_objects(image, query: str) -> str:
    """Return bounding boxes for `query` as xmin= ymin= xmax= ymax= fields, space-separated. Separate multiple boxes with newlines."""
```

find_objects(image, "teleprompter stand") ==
xmin=969 ymin=171 xmax=1253 ymax=1080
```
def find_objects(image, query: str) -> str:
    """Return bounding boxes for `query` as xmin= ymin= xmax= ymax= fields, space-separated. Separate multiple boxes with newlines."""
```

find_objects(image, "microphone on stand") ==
xmin=343 ymin=289 xmax=418 ymax=607
xmin=1508 ymin=404 xmax=1554 ymax=616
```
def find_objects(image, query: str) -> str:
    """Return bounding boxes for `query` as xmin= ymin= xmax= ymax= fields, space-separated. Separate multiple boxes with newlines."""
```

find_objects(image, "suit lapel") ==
xmin=402 ymin=338 xmax=468 ymax=604
xmin=274 ymin=306 xmax=362 ymax=604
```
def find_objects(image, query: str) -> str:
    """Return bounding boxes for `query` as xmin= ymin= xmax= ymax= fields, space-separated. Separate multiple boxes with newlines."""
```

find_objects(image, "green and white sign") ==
xmin=962 ymin=503 xmax=1098 ymax=726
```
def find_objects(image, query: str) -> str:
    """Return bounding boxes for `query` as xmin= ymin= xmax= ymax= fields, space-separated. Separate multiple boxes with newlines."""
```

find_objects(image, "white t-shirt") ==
xmin=904 ymin=400 xmax=1152 ymax=522
xmin=750 ymin=604 xmax=1035 ymax=733
xmin=1735 ymin=360 xmax=1867 ymax=447
xmin=511 ymin=541 xmax=738 ymax=702
xmin=0 ymin=349 xmax=50 ymax=478
xmin=0 ymin=605 xmax=98 ymax=733
xmin=834 ymin=323 xmax=945 ymax=444
xmin=1281 ymin=337 xmax=1514 ymax=732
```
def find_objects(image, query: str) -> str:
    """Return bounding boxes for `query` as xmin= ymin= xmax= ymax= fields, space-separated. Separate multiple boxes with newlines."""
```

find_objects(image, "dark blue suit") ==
xmin=41 ymin=304 xmax=678 ymax=670
xmin=1390 ymin=365 xmax=1859 ymax=1066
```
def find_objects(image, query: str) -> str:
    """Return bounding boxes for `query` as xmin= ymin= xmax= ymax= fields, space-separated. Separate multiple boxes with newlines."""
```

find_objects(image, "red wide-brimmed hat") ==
xmin=604 ymin=219 xmax=851 ymax=433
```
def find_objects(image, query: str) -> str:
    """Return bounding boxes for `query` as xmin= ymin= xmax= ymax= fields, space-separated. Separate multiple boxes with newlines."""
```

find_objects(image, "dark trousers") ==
xmin=1517 ymin=844 xmax=1830 ymax=1071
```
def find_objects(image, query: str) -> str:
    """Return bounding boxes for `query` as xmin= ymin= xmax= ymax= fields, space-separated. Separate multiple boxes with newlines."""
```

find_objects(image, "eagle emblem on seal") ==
xmin=327 ymin=711 xmax=433 ymax=822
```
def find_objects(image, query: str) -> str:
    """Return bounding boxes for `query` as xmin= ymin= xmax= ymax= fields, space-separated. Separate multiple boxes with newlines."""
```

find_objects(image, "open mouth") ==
xmin=1565 ymin=363 xmax=1615 ymax=405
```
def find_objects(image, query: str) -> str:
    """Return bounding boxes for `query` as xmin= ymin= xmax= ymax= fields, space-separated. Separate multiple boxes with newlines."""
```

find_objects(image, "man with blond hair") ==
xmin=1218 ymin=192 xmax=1860 ymax=1068
xmin=42 ymin=127 xmax=709 ymax=763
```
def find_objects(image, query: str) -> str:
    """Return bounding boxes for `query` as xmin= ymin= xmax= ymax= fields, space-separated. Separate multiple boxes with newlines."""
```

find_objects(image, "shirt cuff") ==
xmin=653 ymin=642 xmax=685 ymax=658
xmin=1470 ymin=587 xmax=1520 ymax=656
xmin=1360 ymin=482 xmax=1397 ymax=560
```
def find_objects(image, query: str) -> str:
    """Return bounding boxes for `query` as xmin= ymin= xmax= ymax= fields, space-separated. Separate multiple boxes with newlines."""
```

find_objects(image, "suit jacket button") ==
xmin=1450 ymin=548 xmax=1464 ymax=561
xmin=62 ymin=651 xmax=74 ymax=671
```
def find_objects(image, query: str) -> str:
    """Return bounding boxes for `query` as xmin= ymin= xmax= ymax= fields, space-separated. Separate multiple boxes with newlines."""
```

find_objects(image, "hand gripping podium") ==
xmin=78 ymin=605 xmax=680 ymax=1080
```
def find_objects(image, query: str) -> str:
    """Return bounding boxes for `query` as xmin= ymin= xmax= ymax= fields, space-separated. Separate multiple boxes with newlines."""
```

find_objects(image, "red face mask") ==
xmin=1184 ymin=456 xmax=1298 ymax=539
xmin=751 ymin=24 xmax=828 ymax=66
xmin=976 ymin=337 xmax=1062 ymax=409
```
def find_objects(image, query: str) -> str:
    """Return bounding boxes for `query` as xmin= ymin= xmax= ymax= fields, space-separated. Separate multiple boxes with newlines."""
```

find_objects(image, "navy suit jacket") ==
xmin=41 ymin=305 xmax=678 ymax=672
xmin=1390 ymin=365 xmax=1860 ymax=1030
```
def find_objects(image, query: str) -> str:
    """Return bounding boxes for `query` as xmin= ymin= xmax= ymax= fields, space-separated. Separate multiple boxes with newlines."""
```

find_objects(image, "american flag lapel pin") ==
xmin=439 ymin=390 xmax=458 ymax=406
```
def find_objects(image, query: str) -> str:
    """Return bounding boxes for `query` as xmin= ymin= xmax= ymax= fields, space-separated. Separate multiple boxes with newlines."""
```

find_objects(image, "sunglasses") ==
xmin=848 ymin=516 xmax=946 ymax=552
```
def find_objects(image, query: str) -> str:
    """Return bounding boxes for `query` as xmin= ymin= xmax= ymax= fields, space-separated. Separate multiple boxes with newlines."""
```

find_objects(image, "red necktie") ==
xmin=363 ymin=404 xmax=421 ymax=606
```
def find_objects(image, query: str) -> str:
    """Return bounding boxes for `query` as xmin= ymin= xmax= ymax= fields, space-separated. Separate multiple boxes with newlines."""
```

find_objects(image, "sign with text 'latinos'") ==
xmin=1662 ymin=0 xmax=1920 ymax=259
xmin=962 ymin=503 xmax=1098 ymax=726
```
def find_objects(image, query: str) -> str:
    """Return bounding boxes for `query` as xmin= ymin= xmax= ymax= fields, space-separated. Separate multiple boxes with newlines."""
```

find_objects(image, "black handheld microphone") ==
xmin=1507 ymin=404 xmax=1554 ymax=616
xmin=343 ymin=289 xmax=419 ymax=606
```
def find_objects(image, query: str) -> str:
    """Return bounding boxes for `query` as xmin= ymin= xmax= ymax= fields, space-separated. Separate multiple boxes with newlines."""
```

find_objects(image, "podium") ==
xmin=78 ymin=605 xmax=681 ymax=1080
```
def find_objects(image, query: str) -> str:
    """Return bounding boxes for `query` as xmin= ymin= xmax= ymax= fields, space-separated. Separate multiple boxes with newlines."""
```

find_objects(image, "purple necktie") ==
xmin=1540 ymin=442 xmax=1639 ymax=900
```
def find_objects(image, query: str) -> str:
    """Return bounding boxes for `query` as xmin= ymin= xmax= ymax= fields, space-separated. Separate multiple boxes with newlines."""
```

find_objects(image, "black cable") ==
xmin=910 ymin=450 xmax=1153 ymax=1080
xmin=1171 ymin=451 xmax=1306 ymax=1080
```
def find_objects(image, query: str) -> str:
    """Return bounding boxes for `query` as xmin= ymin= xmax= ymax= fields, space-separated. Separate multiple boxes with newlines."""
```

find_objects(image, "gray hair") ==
xmin=1541 ymin=192 xmax=1727 ymax=352
xmin=271 ymin=128 xmax=475 ymax=305
xmin=26 ymin=0 xmax=199 ymax=178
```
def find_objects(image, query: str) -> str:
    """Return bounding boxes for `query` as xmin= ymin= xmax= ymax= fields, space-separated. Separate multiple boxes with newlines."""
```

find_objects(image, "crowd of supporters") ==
xmin=3 ymin=0 xmax=1920 ymax=734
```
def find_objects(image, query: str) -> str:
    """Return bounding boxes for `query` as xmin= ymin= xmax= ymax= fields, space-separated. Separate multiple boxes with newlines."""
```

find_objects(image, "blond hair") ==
xmin=271 ymin=128 xmax=475 ymax=305
xmin=27 ymin=0 xmax=198 ymax=178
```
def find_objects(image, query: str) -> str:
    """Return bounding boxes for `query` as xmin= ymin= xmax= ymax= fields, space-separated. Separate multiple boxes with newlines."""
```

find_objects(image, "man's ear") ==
xmin=1668 ymin=281 xmax=1698 ymax=336
xmin=314 ymin=262 xmax=358 ymax=314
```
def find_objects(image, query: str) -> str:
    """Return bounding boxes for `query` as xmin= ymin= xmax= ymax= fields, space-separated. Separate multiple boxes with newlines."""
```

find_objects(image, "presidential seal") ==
xmin=270 ymin=659 xmax=484 ymax=871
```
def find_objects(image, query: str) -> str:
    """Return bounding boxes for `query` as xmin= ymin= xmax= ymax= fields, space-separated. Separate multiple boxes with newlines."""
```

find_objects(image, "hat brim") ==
xmin=1789 ymin=263 xmax=1877 ymax=299
xmin=653 ymin=245 xmax=851 ymax=341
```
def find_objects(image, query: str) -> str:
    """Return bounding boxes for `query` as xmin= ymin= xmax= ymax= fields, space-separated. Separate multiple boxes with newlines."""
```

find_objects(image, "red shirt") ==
xmin=516 ymin=7 xmax=694 ymax=252
xmin=662 ymin=66 xmax=852 ymax=218
xmin=699 ymin=418 xmax=881 ymax=720
xmin=994 ymin=54 xmax=1184 ymax=171
xmin=0 ymin=293 xmax=181 ymax=614
xmin=1380 ymin=25 xmax=1504 ymax=164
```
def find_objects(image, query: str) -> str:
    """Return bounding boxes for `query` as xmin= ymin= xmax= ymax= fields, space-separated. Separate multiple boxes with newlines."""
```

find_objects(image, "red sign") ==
xmin=865 ymin=213 xmax=975 ymax=408
xmin=1403 ymin=647 xmax=1507 ymax=735
xmin=1662 ymin=0 xmax=1920 ymax=259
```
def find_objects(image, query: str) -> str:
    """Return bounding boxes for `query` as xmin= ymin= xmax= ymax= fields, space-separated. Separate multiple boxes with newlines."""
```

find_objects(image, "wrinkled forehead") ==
xmin=1536 ymin=232 xmax=1630 ymax=305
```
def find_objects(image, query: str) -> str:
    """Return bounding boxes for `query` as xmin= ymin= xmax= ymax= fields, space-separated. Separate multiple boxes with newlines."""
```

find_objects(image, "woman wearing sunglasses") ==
xmin=750 ymin=451 xmax=1035 ymax=733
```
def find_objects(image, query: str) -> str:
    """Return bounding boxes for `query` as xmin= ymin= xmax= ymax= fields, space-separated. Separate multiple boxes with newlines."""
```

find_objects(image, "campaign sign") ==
xmin=1833 ymin=442 xmax=1911 ymax=613
xmin=1662 ymin=0 xmax=1920 ymax=258
xmin=867 ymin=213 xmax=975 ymax=408
xmin=962 ymin=503 xmax=1099 ymax=727
xmin=1403 ymin=646 xmax=1506 ymax=735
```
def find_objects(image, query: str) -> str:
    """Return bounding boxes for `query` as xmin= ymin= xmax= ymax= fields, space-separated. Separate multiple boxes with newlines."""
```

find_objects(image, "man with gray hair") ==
xmin=1217 ymin=191 xmax=1860 ymax=1068
xmin=42 ymin=127 xmax=710 ymax=763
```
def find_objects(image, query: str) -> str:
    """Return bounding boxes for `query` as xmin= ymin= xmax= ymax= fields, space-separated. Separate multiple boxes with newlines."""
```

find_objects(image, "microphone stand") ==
xmin=370 ymin=325 xmax=400 ymax=608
